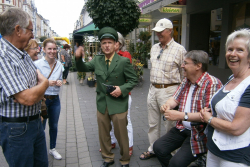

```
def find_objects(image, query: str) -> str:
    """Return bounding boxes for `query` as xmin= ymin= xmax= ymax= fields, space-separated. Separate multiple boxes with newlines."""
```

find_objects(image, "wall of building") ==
xmin=186 ymin=0 xmax=248 ymax=83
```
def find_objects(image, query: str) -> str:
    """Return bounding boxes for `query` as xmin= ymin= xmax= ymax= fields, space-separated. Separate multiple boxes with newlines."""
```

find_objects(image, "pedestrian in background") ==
xmin=140 ymin=18 xmax=186 ymax=160
xmin=0 ymin=7 xmax=49 ymax=167
xmin=24 ymin=39 xmax=40 ymax=61
xmin=60 ymin=44 xmax=71 ymax=85
xmin=75 ymin=27 xmax=138 ymax=167
xmin=35 ymin=38 xmax=64 ymax=160
xmin=201 ymin=29 xmax=250 ymax=167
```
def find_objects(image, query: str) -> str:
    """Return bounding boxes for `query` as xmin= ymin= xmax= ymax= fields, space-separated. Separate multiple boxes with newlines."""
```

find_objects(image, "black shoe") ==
xmin=121 ymin=164 xmax=129 ymax=167
xmin=100 ymin=161 xmax=114 ymax=167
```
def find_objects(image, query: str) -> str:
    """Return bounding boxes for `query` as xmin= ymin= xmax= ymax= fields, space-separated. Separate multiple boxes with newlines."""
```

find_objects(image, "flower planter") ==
xmin=87 ymin=80 xmax=95 ymax=87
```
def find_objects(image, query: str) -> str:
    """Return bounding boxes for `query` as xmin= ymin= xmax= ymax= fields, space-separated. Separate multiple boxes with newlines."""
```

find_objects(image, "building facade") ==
xmin=0 ymin=0 xmax=58 ymax=41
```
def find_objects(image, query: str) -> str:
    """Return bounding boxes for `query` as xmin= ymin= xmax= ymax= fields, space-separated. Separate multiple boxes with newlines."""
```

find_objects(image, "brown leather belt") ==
xmin=44 ymin=95 xmax=58 ymax=100
xmin=152 ymin=83 xmax=179 ymax=88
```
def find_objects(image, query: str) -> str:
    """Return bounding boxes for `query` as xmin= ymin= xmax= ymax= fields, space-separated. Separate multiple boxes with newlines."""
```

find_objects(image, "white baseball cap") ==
xmin=152 ymin=18 xmax=173 ymax=32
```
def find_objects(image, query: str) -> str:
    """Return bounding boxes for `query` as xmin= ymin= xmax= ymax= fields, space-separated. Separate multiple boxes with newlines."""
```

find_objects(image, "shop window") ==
xmin=209 ymin=8 xmax=222 ymax=66
xmin=232 ymin=1 xmax=250 ymax=31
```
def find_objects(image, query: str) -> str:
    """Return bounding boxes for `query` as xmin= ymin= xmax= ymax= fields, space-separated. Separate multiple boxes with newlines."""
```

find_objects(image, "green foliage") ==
xmin=86 ymin=0 xmax=141 ymax=36
xmin=132 ymin=31 xmax=151 ymax=66
xmin=138 ymin=31 xmax=151 ymax=43
xmin=39 ymin=36 xmax=47 ymax=42
xmin=132 ymin=58 xmax=144 ymax=78
xmin=128 ymin=42 xmax=135 ymax=56
xmin=69 ymin=56 xmax=77 ymax=72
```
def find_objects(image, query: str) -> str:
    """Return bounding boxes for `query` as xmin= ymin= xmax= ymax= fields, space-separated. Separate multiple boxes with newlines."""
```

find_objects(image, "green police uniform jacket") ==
xmin=76 ymin=53 xmax=138 ymax=115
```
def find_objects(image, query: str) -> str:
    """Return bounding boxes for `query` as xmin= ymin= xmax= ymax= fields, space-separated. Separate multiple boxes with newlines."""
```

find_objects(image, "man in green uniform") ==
xmin=75 ymin=27 xmax=137 ymax=167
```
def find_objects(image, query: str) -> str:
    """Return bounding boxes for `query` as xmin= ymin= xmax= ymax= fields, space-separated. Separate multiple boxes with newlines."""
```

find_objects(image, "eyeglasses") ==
xmin=29 ymin=47 xmax=39 ymax=50
xmin=25 ymin=28 xmax=33 ymax=33
xmin=157 ymin=49 xmax=163 ymax=59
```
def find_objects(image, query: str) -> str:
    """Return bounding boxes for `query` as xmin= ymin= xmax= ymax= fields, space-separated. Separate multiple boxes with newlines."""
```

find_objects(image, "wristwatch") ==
xmin=184 ymin=112 xmax=188 ymax=121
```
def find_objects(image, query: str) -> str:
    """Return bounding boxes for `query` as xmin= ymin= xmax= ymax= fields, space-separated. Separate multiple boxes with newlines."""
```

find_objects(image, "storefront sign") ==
xmin=139 ymin=0 xmax=157 ymax=12
xmin=159 ymin=7 xmax=182 ymax=13
xmin=139 ymin=18 xmax=152 ymax=22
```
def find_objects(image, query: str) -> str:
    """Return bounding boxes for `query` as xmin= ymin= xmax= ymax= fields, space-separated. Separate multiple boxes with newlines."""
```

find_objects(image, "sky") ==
xmin=35 ymin=0 xmax=86 ymax=37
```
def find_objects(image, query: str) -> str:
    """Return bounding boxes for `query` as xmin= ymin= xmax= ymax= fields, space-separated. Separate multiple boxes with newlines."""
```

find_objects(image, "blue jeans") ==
xmin=0 ymin=117 xmax=48 ymax=167
xmin=42 ymin=95 xmax=61 ymax=149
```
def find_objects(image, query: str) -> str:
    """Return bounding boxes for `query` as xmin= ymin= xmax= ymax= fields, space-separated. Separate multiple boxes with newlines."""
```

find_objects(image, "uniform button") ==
xmin=106 ymin=94 xmax=108 ymax=96
xmin=214 ymin=139 xmax=217 ymax=141
xmin=106 ymin=80 xmax=108 ymax=82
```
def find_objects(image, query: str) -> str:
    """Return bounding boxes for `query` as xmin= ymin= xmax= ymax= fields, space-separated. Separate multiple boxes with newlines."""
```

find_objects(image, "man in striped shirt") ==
xmin=140 ymin=18 xmax=186 ymax=160
xmin=0 ymin=8 xmax=49 ymax=167
xmin=153 ymin=50 xmax=222 ymax=167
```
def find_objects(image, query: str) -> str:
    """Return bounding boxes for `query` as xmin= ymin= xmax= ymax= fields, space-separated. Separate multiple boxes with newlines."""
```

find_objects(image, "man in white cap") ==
xmin=140 ymin=18 xmax=186 ymax=160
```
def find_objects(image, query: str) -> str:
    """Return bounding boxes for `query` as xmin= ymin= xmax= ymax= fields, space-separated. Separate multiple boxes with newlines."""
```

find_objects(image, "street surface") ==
xmin=0 ymin=68 xmax=166 ymax=166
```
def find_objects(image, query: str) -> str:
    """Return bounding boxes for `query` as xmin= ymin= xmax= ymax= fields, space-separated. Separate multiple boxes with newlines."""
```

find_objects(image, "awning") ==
xmin=142 ymin=0 xmax=179 ymax=14
xmin=74 ymin=22 xmax=99 ymax=36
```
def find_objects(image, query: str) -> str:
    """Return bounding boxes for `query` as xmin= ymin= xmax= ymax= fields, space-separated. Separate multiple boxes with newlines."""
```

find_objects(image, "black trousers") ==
xmin=153 ymin=127 xmax=204 ymax=167
xmin=63 ymin=66 xmax=69 ymax=79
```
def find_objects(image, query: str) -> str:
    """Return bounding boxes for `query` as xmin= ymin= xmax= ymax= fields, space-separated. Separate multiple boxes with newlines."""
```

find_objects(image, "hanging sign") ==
xmin=159 ymin=7 xmax=182 ymax=13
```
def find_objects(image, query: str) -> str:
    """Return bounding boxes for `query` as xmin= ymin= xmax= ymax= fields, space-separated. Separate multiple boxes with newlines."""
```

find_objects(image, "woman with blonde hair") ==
xmin=201 ymin=29 xmax=250 ymax=166
xmin=24 ymin=39 xmax=40 ymax=61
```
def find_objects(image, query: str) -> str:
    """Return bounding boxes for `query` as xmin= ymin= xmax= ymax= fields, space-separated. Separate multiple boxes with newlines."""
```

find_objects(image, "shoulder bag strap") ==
xmin=47 ymin=61 xmax=57 ymax=79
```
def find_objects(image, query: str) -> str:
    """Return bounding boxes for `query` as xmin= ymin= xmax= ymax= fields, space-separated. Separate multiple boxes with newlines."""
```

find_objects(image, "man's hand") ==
xmin=160 ymin=103 xmax=170 ymax=113
xmin=56 ymin=80 xmax=62 ymax=87
xmin=164 ymin=109 xmax=182 ymax=121
xmin=110 ymin=86 xmax=122 ymax=98
xmin=75 ymin=46 xmax=84 ymax=60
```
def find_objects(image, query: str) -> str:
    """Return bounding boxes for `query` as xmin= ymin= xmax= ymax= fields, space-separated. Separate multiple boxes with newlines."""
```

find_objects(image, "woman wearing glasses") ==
xmin=24 ymin=39 xmax=40 ymax=61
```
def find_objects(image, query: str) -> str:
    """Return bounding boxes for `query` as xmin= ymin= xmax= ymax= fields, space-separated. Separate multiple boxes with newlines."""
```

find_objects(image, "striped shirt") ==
xmin=150 ymin=39 xmax=186 ymax=84
xmin=35 ymin=57 xmax=63 ymax=95
xmin=173 ymin=72 xmax=222 ymax=155
xmin=0 ymin=37 xmax=40 ymax=117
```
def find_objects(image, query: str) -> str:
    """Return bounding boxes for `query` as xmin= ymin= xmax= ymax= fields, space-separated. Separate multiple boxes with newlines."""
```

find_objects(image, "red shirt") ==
xmin=173 ymin=72 xmax=222 ymax=155
xmin=118 ymin=50 xmax=132 ymax=95
xmin=117 ymin=50 xmax=132 ymax=63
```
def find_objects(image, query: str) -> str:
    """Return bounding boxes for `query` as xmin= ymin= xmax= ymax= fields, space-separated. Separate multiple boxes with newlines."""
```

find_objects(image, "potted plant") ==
xmin=132 ymin=58 xmax=144 ymax=86
xmin=87 ymin=73 xmax=96 ymax=87
xmin=133 ymin=31 xmax=151 ymax=68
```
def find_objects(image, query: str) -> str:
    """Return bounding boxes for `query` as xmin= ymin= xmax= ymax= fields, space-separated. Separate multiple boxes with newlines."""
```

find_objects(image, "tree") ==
xmin=39 ymin=36 xmax=47 ymax=42
xmin=86 ymin=0 xmax=141 ymax=36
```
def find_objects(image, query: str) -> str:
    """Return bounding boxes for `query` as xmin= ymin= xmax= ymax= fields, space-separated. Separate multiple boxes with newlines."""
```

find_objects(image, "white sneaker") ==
xmin=49 ymin=148 xmax=62 ymax=160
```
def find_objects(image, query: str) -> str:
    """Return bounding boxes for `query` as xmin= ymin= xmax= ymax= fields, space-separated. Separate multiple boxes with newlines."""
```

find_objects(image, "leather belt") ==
xmin=1 ymin=114 xmax=40 ymax=123
xmin=44 ymin=95 xmax=58 ymax=100
xmin=152 ymin=83 xmax=179 ymax=88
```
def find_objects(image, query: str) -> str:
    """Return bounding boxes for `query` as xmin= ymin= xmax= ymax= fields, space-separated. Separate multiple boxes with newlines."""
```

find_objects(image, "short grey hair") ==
xmin=166 ymin=28 xmax=174 ymax=37
xmin=117 ymin=32 xmax=126 ymax=51
xmin=0 ymin=7 xmax=31 ymax=36
xmin=225 ymin=29 xmax=250 ymax=58
xmin=185 ymin=50 xmax=209 ymax=72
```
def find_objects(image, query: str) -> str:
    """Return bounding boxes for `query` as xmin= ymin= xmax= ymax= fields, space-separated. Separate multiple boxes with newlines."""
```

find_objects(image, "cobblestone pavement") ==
xmin=0 ymin=68 xmax=167 ymax=167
